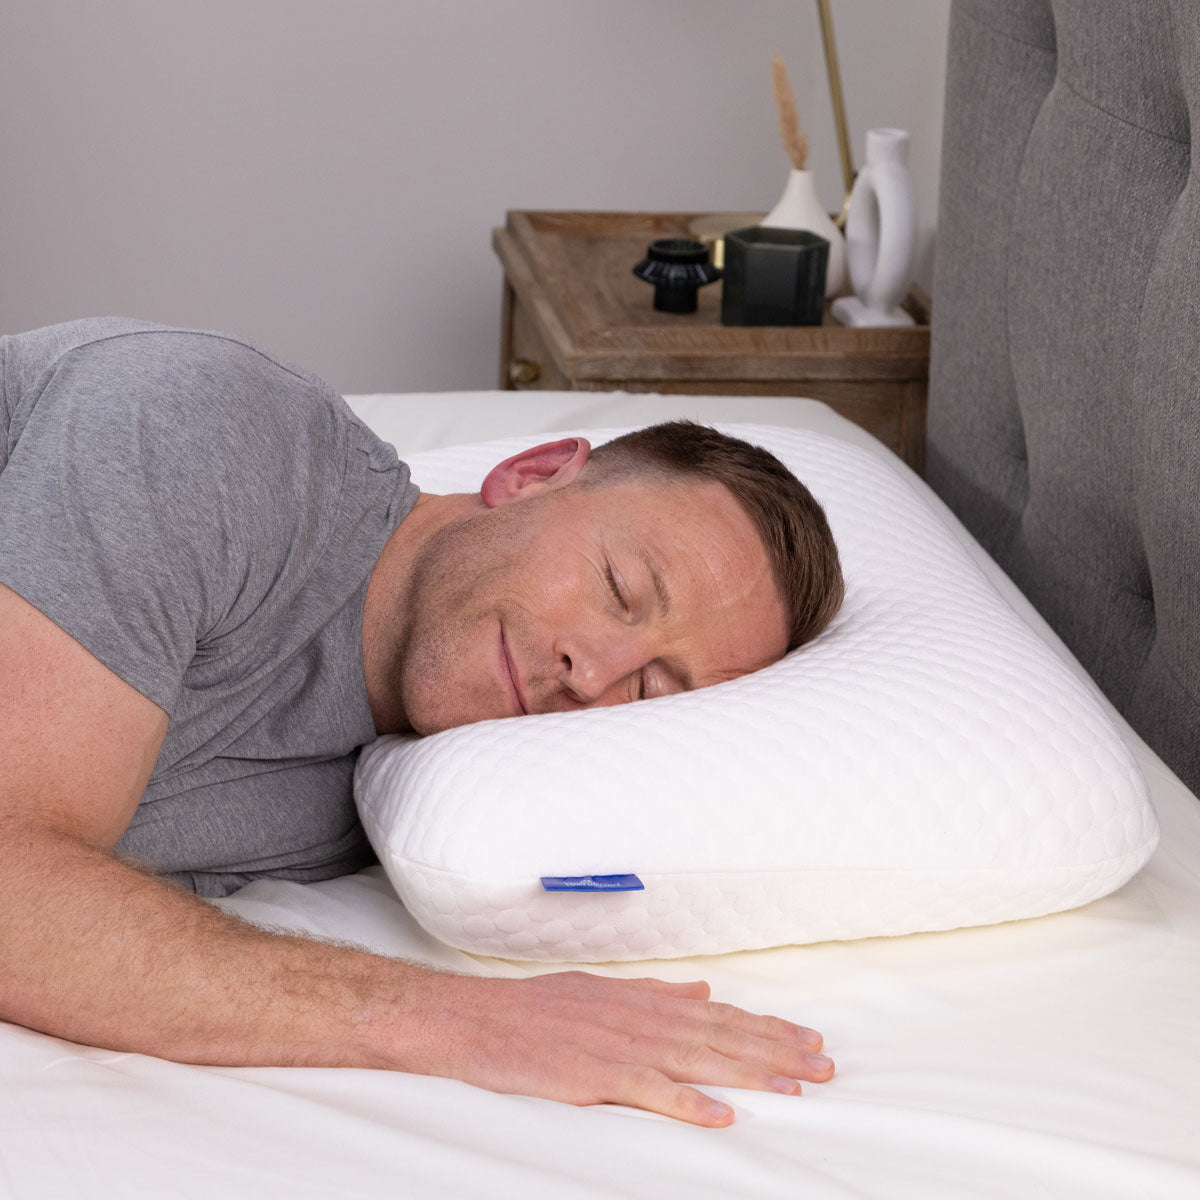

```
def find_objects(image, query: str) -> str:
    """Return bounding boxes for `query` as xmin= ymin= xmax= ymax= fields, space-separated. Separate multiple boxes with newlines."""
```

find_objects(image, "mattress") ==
xmin=3 ymin=391 xmax=1197 ymax=1200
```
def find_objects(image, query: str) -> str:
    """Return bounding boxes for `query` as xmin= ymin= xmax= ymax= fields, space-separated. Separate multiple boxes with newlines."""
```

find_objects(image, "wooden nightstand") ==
xmin=493 ymin=210 xmax=931 ymax=472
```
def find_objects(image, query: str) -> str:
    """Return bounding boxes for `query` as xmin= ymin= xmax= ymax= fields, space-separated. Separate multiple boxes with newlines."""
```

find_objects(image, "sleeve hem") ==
xmin=0 ymin=569 xmax=179 ymax=716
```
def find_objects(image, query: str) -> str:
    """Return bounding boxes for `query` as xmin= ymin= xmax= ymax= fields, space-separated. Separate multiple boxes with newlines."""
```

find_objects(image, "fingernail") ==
xmin=771 ymin=1075 xmax=800 ymax=1094
xmin=796 ymin=1027 xmax=822 ymax=1046
xmin=709 ymin=1101 xmax=733 ymax=1121
xmin=807 ymin=1053 xmax=833 ymax=1071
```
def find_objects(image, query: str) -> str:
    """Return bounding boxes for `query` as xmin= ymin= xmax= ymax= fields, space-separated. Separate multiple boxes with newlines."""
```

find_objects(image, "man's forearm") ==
xmin=1 ymin=825 xmax=428 ymax=1069
xmin=1 ymin=824 xmax=836 ymax=1126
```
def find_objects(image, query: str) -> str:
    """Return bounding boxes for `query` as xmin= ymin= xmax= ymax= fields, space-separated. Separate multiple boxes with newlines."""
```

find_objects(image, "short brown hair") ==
xmin=581 ymin=421 xmax=844 ymax=652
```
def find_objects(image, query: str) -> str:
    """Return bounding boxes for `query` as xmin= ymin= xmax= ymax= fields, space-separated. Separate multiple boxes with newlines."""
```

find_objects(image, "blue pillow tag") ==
xmin=540 ymin=874 xmax=644 ymax=892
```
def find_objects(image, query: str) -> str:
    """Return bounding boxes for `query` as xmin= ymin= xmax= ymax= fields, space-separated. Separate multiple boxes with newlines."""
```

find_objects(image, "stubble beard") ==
xmin=391 ymin=507 xmax=527 ymax=735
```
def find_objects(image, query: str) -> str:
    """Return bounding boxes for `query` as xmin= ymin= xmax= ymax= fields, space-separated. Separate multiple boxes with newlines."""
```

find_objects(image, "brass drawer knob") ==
xmin=509 ymin=358 xmax=542 ymax=387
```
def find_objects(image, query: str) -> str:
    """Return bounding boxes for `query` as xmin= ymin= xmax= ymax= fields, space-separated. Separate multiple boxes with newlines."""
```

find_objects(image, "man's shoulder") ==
xmin=3 ymin=317 xmax=163 ymax=377
xmin=8 ymin=317 xmax=341 ymax=422
xmin=4 ymin=315 xmax=408 ymax=522
xmin=13 ymin=318 xmax=367 ymax=472
xmin=3 ymin=316 xmax=399 ymax=550
xmin=55 ymin=319 xmax=336 ymax=411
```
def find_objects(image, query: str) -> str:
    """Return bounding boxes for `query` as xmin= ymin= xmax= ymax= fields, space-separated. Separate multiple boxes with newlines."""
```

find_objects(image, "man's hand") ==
xmin=388 ymin=969 xmax=834 ymax=1126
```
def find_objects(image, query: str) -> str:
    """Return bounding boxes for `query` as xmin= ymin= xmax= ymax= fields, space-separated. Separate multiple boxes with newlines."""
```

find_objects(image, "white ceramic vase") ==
xmin=761 ymin=169 xmax=846 ymax=298
xmin=832 ymin=128 xmax=917 ymax=327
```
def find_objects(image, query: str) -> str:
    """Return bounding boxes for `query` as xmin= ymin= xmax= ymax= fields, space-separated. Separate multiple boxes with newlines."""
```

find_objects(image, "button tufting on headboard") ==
xmin=929 ymin=0 xmax=1199 ymax=794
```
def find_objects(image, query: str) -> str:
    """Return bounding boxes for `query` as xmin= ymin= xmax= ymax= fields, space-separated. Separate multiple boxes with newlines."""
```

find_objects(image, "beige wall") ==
xmin=0 ymin=1 xmax=950 ymax=393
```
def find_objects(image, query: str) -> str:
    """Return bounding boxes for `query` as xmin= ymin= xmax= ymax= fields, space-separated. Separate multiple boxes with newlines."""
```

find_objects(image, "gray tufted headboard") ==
xmin=927 ymin=0 xmax=1199 ymax=794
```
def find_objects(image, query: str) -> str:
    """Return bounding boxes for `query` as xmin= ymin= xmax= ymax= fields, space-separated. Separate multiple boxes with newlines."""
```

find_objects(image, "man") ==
xmin=0 ymin=318 xmax=843 ymax=1127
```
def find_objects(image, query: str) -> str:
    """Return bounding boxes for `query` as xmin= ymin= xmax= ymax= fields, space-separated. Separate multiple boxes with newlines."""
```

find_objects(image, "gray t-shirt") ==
xmin=0 ymin=318 xmax=418 ymax=897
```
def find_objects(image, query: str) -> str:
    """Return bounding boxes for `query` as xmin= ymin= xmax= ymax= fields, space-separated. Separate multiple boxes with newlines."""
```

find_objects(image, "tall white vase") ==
xmin=832 ymin=128 xmax=917 ymax=327
xmin=761 ymin=169 xmax=846 ymax=298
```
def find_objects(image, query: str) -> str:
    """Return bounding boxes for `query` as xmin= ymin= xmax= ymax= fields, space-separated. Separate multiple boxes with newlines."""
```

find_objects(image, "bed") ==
xmin=4 ymin=3 xmax=1198 ymax=1197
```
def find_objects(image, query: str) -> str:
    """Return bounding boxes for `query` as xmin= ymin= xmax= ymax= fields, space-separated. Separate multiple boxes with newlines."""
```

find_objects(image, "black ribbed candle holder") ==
xmin=632 ymin=238 xmax=721 ymax=313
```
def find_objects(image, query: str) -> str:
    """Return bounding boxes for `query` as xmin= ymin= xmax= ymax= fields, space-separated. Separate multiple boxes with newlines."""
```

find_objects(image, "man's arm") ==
xmin=0 ymin=584 xmax=833 ymax=1126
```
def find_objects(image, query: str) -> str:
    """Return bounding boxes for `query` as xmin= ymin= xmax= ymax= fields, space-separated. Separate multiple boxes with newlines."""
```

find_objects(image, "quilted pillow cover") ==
xmin=354 ymin=425 xmax=1158 ymax=962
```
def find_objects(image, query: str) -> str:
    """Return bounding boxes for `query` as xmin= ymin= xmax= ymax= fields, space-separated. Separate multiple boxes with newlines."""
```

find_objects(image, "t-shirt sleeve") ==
xmin=0 ymin=328 xmax=344 ymax=714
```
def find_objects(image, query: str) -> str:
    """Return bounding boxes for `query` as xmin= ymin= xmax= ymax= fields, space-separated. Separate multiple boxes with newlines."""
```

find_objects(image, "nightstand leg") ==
xmin=498 ymin=280 xmax=516 ymax=390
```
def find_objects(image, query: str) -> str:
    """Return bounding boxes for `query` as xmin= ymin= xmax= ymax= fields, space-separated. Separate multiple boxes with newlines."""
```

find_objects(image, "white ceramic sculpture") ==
xmin=832 ymin=128 xmax=918 ymax=327
xmin=761 ymin=169 xmax=847 ymax=297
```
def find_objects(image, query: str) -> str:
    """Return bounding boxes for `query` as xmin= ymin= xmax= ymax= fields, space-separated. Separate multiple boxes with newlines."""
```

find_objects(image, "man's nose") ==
xmin=557 ymin=629 xmax=651 ymax=706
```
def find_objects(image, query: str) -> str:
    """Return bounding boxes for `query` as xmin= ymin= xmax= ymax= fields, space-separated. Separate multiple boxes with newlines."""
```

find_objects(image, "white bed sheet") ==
xmin=3 ymin=391 xmax=1197 ymax=1200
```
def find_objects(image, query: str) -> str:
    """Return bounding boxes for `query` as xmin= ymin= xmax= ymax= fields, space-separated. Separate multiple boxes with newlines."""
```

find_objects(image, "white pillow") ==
xmin=354 ymin=425 xmax=1158 ymax=962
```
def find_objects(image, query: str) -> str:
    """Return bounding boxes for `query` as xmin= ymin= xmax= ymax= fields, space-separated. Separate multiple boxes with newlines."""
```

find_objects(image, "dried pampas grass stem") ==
xmin=771 ymin=54 xmax=808 ymax=171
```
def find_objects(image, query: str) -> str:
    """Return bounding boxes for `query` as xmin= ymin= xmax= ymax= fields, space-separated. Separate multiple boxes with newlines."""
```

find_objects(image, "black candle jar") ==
xmin=720 ymin=226 xmax=829 ymax=326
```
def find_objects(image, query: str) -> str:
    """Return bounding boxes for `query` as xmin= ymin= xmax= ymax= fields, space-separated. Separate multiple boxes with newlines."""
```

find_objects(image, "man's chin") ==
xmin=406 ymin=702 xmax=511 ymax=738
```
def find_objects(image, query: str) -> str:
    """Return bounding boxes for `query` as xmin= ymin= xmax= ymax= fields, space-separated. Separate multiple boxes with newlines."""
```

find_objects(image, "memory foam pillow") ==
xmin=354 ymin=424 xmax=1158 ymax=962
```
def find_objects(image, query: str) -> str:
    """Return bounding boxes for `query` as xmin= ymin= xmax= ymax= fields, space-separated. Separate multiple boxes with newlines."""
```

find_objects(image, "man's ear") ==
xmin=479 ymin=437 xmax=591 ymax=508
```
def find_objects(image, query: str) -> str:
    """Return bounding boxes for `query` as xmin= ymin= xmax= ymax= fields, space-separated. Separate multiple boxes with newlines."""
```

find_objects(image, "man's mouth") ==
xmin=499 ymin=625 xmax=529 ymax=716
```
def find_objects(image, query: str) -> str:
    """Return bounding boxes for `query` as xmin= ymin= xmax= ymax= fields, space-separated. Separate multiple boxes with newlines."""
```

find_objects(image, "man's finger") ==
xmin=628 ymin=977 xmax=711 ymax=1000
xmin=702 ymin=999 xmax=825 ymax=1049
xmin=632 ymin=1035 xmax=811 ymax=1098
xmin=610 ymin=993 xmax=834 ymax=1085
xmin=603 ymin=1063 xmax=736 ymax=1128
xmin=702 ymin=1023 xmax=835 ymax=1083
xmin=614 ymin=984 xmax=827 ymax=1053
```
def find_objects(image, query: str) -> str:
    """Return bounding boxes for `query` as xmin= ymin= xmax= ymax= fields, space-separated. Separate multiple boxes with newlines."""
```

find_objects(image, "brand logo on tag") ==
xmin=540 ymin=874 xmax=644 ymax=892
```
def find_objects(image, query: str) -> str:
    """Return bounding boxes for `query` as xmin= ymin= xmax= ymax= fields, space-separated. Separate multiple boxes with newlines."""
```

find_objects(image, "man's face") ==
xmin=390 ymin=475 xmax=789 ymax=735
